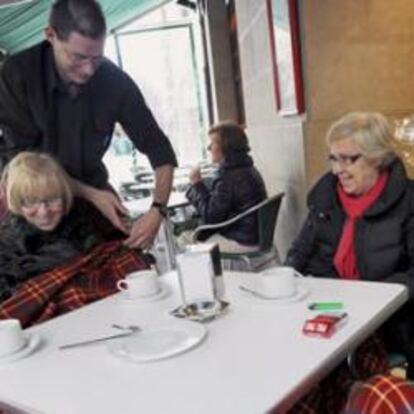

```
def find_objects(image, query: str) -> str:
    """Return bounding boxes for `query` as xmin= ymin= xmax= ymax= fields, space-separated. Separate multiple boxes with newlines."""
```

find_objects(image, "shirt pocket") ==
xmin=88 ymin=119 xmax=113 ymax=158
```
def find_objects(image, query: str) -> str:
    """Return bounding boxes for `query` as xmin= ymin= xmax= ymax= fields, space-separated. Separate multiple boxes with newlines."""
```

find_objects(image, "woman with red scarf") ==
xmin=285 ymin=112 xmax=414 ymax=412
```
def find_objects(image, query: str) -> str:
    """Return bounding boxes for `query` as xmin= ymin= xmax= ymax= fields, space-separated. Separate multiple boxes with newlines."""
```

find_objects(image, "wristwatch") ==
xmin=151 ymin=201 xmax=168 ymax=218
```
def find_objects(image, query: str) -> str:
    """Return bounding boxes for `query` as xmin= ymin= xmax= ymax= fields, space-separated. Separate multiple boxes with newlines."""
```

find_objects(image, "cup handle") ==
xmin=117 ymin=280 xmax=129 ymax=291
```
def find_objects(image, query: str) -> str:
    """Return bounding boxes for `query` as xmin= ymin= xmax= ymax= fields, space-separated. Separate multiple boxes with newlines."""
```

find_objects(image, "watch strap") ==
xmin=151 ymin=201 xmax=168 ymax=218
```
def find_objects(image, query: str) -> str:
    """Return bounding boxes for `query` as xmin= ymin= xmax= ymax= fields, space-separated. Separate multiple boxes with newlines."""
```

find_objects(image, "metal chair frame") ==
xmin=192 ymin=193 xmax=285 ymax=271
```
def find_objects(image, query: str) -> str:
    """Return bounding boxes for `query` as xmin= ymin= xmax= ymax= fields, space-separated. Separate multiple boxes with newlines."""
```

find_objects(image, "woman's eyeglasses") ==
xmin=328 ymin=154 xmax=362 ymax=166
xmin=22 ymin=197 xmax=63 ymax=211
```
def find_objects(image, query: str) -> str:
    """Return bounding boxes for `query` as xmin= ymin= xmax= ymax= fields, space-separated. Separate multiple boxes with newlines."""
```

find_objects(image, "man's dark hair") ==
xmin=208 ymin=121 xmax=250 ymax=156
xmin=49 ymin=0 xmax=106 ymax=40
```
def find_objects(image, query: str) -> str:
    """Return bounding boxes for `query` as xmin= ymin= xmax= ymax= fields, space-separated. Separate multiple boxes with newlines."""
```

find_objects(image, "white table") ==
xmin=0 ymin=272 xmax=408 ymax=414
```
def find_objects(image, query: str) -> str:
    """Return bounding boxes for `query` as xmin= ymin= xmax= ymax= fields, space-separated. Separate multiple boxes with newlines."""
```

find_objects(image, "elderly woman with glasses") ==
xmin=0 ymin=151 xmax=126 ymax=303
xmin=286 ymin=112 xmax=414 ymax=295
xmin=284 ymin=112 xmax=414 ymax=412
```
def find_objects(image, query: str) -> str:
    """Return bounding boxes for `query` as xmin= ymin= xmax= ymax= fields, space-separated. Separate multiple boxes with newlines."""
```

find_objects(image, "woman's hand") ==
xmin=189 ymin=166 xmax=202 ymax=185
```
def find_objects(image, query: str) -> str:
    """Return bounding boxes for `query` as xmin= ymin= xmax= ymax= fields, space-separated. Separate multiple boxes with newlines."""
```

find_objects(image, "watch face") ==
xmin=152 ymin=202 xmax=167 ymax=217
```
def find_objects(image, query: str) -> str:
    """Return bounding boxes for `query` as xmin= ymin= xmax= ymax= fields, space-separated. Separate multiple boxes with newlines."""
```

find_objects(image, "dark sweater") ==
xmin=0 ymin=41 xmax=177 ymax=187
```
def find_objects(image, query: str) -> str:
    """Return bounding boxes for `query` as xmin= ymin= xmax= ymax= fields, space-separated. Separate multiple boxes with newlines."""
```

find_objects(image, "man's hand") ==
xmin=69 ymin=177 xmax=129 ymax=233
xmin=189 ymin=165 xmax=202 ymax=184
xmin=123 ymin=208 xmax=162 ymax=249
xmin=123 ymin=164 xmax=174 ymax=249
xmin=88 ymin=188 xmax=130 ymax=233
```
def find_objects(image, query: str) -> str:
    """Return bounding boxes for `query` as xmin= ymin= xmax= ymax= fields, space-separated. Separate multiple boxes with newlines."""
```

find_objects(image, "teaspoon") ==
xmin=239 ymin=285 xmax=283 ymax=300
xmin=111 ymin=324 xmax=141 ymax=332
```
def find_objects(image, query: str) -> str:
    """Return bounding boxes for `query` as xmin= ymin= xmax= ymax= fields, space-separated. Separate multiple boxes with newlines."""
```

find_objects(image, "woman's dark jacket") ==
xmin=0 ymin=199 xmax=122 ymax=302
xmin=286 ymin=159 xmax=414 ymax=292
xmin=186 ymin=151 xmax=267 ymax=245
xmin=286 ymin=159 xmax=414 ymax=358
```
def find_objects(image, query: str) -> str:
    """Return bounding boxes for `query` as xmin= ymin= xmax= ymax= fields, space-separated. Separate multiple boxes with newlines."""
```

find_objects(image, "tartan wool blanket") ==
xmin=271 ymin=335 xmax=389 ymax=414
xmin=0 ymin=241 xmax=150 ymax=327
xmin=344 ymin=374 xmax=414 ymax=414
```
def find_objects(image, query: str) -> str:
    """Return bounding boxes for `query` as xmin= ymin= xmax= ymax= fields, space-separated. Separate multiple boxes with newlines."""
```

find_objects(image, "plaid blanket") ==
xmin=269 ymin=334 xmax=388 ymax=414
xmin=344 ymin=375 xmax=414 ymax=414
xmin=0 ymin=241 xmax=150 ymax=327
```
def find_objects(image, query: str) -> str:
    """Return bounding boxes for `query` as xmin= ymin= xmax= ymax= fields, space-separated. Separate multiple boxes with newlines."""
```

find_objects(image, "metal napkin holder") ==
xmin=171 ymin=243 xmax=229 ymax=323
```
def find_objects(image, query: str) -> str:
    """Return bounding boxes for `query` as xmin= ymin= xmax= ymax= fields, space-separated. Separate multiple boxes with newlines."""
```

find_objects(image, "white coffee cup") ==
xmin=0 ymin=319 xmax=26 ymax=357
xmin=255 ymin=266 xmax=301 ymax=298
xmin=117 ymin=269 xmax=159 ymax=299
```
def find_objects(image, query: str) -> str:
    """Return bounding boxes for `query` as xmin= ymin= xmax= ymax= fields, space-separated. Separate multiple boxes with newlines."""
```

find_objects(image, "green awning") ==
xmin=0 ymin=0 xmax=169 ymax=54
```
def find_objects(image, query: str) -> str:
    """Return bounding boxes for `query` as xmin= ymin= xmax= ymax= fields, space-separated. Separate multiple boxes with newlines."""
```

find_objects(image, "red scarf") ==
xmin=334 ymin=170 xmax=389 ymax=279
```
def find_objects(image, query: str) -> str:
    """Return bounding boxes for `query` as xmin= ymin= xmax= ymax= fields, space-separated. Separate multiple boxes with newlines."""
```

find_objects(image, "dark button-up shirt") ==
xmin=0 ymin=41 xmax=177 ymax=188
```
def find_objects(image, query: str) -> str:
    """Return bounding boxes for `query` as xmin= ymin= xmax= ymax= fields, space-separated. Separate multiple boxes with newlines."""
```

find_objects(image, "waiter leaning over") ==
xmin=0 ymin=0 xmax=177 ymax=249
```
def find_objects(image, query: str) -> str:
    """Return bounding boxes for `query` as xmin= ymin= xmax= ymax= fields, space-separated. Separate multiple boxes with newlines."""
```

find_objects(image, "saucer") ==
xmin=239 ymin=283 xmax=309 ymax=305
xmin=0 ymin=336 xmax=28 ymax=358
xmin=170 ymin=300 xmax=230 ymax=323
xmin=116 ymin=283 xmax=169 ymax=304
xmin=0 ymin=334 xmax=41 ymax=364
xmin=108 ymin=320 xmax=207 ymax=363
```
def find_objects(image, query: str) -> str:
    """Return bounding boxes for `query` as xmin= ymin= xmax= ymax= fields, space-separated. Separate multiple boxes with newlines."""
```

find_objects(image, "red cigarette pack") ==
xmin=302 ymin=312 xmax=348 ymax=338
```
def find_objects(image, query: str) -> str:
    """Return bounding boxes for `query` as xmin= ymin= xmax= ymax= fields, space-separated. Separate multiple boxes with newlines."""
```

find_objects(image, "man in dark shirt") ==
xmin=0 ymin=0 xmax=177 ymax=249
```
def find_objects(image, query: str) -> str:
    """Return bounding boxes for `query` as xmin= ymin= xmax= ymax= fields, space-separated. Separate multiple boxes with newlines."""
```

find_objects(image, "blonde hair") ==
xmin=1 ymin=151 xmax=73 ymax=215
xmin=326 ymin=112 xmax=397 ymax=168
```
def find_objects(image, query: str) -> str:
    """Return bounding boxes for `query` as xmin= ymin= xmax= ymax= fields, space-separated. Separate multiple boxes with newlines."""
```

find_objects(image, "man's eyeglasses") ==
xmin=22 ymin=197 xmax=63 ymax=211
xmin=61 ymin=43 xmax=103 ymax=68
xmin=328 ymin=154 xmax=362 ymax=167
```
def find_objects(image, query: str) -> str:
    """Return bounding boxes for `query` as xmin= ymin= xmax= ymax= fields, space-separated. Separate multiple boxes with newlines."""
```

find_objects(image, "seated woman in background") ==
xmin=0 ymin=152 xmax=149 ymax=324
xmin=284 ymin=112 xmax=414 ymax=412
xmin=183 ymin=121 xmax=267 ymax=253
